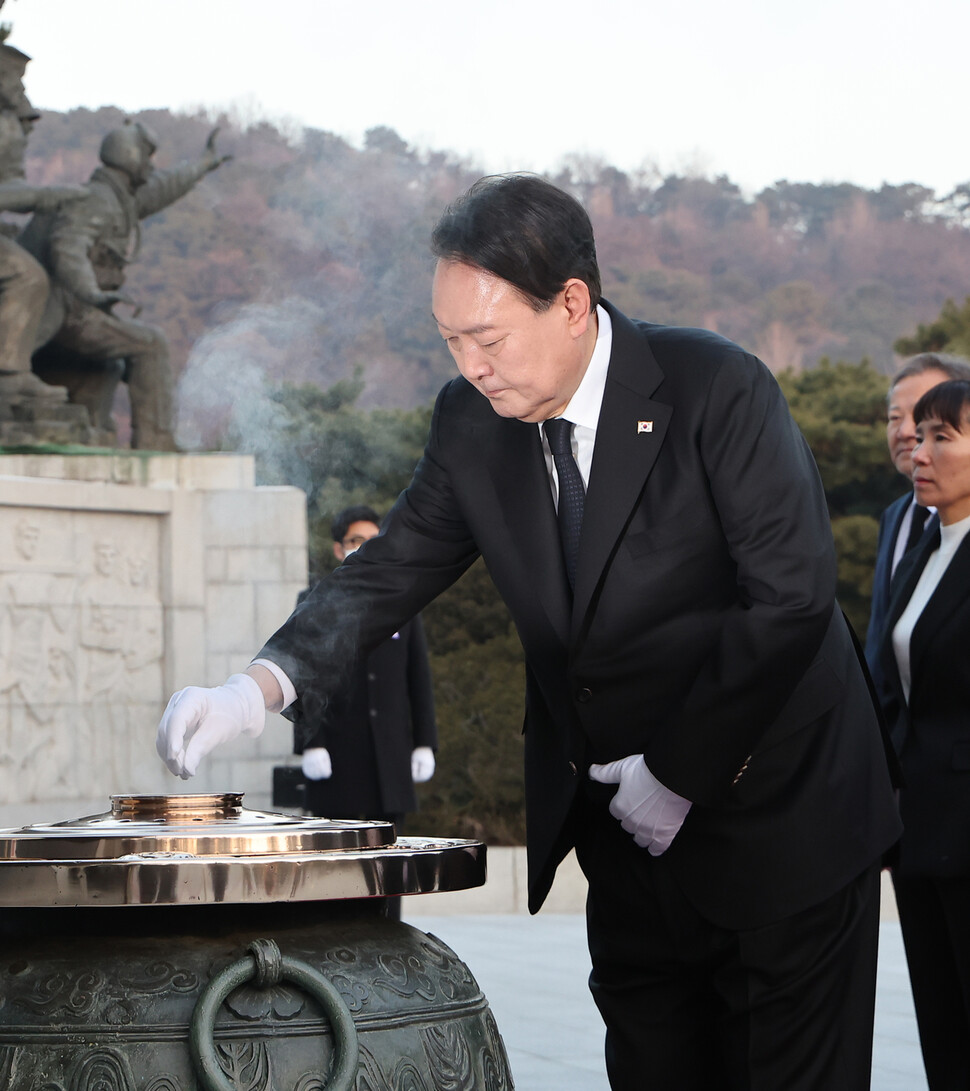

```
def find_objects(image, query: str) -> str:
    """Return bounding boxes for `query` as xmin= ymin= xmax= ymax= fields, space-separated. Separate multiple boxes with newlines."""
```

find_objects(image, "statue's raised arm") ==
xmin=16 ymin=120 xmax=231 ymax=449
xmin=135 ymin=125 xmax=232 ymax=218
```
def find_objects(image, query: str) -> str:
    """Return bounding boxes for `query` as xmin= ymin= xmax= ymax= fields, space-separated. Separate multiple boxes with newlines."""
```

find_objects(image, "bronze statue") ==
xmin=0 ymin=38 xmax=85 ymax=406
xmin=19 ymin=121 xmax=231 ymax=449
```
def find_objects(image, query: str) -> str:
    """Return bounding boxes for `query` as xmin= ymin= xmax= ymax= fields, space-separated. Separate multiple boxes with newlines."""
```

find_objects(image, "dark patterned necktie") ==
xmin=544 ymin=417 xmax=585 ymax=589
xmin=904 ymin=504 xmax=930 ymax=554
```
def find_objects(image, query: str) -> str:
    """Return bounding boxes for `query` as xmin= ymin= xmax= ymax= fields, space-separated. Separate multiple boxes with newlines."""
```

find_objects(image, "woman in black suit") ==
xmin=881 ymin=378 xmax=970 ymax=1091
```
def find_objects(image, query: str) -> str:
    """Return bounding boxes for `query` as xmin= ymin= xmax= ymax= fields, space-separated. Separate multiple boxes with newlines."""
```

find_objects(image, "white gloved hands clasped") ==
xmin=588 ymin=754 xmax=692 ymax=856
xmin=156 ymin=673 xmax=266 ymax=779
xmin=301 ymin=748 xmax=333 ymax=780
xmin=410 ymin=745 xmax=435 ymax=783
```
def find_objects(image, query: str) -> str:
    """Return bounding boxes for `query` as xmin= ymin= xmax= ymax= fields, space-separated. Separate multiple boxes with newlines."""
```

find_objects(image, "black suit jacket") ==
xmin=865 ymin=492 xmax=912 ymax=691
xmin=292 ymin=616 xmax=437 ymax=816
xmin=879 ymin=525 xmax=970 ymax=877
xmin=262 ymin=303 xmax=900 ymax=927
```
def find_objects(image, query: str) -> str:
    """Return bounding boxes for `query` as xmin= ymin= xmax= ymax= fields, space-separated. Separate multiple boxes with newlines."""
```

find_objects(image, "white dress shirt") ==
xmin=539 ymin=305 xmax=612 ymax=501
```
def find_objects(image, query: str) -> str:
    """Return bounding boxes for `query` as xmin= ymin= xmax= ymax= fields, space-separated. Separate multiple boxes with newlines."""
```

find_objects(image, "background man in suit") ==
xmin=293 ymin=504 xmax=436 ymax=920
xmin=864 ymin=354 xmax=970 ymax=695
xmin=157 ymin=175 xmax=901 ymax=1090
xmin=295 ymin=505 xmax=436 ymax=825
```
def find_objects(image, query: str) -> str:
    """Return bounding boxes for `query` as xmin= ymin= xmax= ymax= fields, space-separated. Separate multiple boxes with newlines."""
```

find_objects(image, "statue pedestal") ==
xmin=0 ymin=451 xmax=308 ymax=827
xmin=0 ymin=398 xmax=92 ymax=446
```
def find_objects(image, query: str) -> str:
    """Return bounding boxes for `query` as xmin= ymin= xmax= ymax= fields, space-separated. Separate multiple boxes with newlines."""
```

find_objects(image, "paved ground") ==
xmin=405 ymin=911 xmax=927 ymax=1091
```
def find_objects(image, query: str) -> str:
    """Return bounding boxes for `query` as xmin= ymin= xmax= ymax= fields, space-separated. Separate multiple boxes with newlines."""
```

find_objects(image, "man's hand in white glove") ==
xmin=156 ymin=673 xmax=265 ymax=779
xmin=411 ymin=746 xmax=436 ymax=783
xmin=302 ymin=748 xmax=333 ymax=780
xmin=588 ymin=754 xmax=692 ymax=856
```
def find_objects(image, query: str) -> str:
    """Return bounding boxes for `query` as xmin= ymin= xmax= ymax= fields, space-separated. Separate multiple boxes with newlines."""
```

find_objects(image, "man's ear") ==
xmin=332 ymin=542 xmax=345 ymax=562
xmin=562 ymin=278 xmax=593 ymax=337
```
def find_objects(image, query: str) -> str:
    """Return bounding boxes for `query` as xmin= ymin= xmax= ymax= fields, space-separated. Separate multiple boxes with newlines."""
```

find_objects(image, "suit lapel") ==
xmin=483 ymin=417 xmax=572 ymax=640
xmin=909 ymin=528 xmax=970 ymax=687
xmin=572 ymin=306 xmax=670 ymax=637
xmin=883 ymin=526 xmax=938 ymax=643
xmin=881 ymin=494 xmax=912 ymax=599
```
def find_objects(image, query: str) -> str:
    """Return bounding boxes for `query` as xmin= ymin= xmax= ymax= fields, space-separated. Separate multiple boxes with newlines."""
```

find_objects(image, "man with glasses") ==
xmin=290 ymin=506 xmax=437 ymax=919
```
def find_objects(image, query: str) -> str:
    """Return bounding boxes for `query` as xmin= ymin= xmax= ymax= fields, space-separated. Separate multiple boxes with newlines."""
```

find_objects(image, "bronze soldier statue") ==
xmin=0 ymin=38 xmax=85 ymax=406
xmin=19 ymin=121 xmax=230 ymax=449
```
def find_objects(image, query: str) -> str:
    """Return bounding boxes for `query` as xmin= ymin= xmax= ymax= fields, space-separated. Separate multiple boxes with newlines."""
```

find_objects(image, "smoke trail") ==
xmin=175 ymin=297 xmax=334 ymax=492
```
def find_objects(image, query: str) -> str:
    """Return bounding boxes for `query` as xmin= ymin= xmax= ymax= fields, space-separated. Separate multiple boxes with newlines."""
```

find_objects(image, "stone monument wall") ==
xmin=0 ymin=453 xmax=308 ymax=827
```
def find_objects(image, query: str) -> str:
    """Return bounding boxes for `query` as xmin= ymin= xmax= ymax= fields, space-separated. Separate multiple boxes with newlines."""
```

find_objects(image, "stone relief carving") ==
xmin=0 ymin=517 xmax=75 ymax=719
xmin=0 ymin=512 xmax=165 ymax=803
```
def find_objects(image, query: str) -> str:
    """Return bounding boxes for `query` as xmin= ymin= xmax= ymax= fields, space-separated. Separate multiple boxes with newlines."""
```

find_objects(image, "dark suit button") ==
xmin=576 ymin=687 xmax=592 ymax=703
xmin=370 ymin=709 xmax=378 ymax=717
xmin=367 ymin=673 xmax=376 ymax=681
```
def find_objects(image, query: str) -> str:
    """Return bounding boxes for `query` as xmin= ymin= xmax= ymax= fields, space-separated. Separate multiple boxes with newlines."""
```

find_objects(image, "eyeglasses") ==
xmin=342 ymin=535 xmax=371 ymax=549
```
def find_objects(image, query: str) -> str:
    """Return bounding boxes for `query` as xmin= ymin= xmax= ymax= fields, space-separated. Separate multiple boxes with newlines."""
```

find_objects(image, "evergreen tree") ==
xmin=894 ymin=297 xmax=970 ymax=358
xmin=778 ymin=359 xmax=897 ymax=634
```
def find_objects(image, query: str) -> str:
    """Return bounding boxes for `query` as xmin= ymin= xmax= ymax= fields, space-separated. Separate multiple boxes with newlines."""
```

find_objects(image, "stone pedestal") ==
xmin=0 ymin=398 xmax=92 ymax=446
xmin=0 ymin=452 xmax=308 ymax=827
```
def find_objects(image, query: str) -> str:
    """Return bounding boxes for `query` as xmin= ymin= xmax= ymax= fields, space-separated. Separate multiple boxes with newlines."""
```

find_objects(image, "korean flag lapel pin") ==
xmin=637 ymin=420 xmax=654 ymax=434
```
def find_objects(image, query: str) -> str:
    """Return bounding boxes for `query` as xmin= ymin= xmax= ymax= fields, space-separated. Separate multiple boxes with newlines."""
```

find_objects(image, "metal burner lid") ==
xmin=0 ymin=793 xmax=485 ymax=908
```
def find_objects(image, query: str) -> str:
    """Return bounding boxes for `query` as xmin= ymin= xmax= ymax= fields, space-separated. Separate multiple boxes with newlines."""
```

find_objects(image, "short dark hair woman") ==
xmin=881 ymin=378 xmax=970 ymax=1089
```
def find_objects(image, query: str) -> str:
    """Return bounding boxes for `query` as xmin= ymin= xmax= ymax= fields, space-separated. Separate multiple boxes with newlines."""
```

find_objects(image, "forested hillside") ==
xmin=20 ymin=105 xmax=970 ymax=425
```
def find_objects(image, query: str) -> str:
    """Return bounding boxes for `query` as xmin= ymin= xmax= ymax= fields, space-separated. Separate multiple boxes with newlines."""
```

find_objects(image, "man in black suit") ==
xmin=293 ymin=504 xmax=437 ymax=921
xmin=864 ymin=355 xmax=970 ymax=696
xmin=158 ymin=175 xmax=901 ymax=1089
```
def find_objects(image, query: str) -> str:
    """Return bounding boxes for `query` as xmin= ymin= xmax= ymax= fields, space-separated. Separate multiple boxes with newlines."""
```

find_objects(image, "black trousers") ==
xmin=574 ymin=794 xmax=881 ymax=1090
xmin=892 ymin=872 xmax=970 ymax=1091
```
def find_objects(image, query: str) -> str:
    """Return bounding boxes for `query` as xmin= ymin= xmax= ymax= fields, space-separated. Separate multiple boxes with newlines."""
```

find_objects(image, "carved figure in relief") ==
xmin=79 ymin=539 xmax=128 ymax=703
xmin=123 ymin=553 xmax=163 ymax=695
xmin=0 ymin=518 xmax=75 ymax=720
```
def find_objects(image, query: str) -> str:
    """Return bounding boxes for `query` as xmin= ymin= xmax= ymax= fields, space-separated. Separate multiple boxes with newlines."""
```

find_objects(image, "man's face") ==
xmin=130 ymin=144 xmax=155 ymax=187
xmin=333 ymin=520 xmax=380 ymax=562
xmin=432 ymin=260 xmax=592 ymax=424
xmin=887 ymin=369 xmax=950 ymax=477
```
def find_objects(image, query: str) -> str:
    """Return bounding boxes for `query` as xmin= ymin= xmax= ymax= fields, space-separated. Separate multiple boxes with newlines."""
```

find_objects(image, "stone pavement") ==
xmin=405 ymin=911 xmax=927 ymax=1091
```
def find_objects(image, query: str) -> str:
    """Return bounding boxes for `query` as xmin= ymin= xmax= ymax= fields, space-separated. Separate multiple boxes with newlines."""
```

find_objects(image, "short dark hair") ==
xmin=913 ymin=380 xmax=970 ymax=432
xmin=331 ymin=505 xmax=381 ymax=543
xmin=890 ymin=352 xmax=970 ymax=396
xmin=431 ymin=174 xmax=602 ymax=312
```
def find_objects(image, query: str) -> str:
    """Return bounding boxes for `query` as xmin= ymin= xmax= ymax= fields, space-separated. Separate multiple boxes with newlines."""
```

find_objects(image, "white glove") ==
xmin=156 ymin=673 xmax=265 ymax=779
xmin=588 ymin=754 xmax=692 ymax=856
xmin=411 ymin=745 xmax=436 ymax=782
xmin=302 ymin=748 xmax=333 ymax=780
